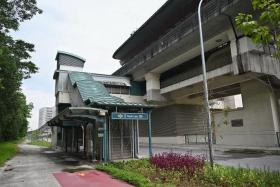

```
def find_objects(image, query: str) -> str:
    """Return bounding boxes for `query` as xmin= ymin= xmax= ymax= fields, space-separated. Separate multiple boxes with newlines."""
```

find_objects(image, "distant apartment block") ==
xmin=38 ymin=107 xmax=56 ymax=128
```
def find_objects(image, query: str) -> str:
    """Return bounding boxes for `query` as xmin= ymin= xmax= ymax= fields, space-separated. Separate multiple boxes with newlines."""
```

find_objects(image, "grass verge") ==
xmin=202 ymin=164 xmax=280 ymax=187
xmin=96 ymin=159 xmax=280 ymax=187
xmin=28 ymin=140 xmax=51 ymax=148
xmin=96 ymin=164 xmax=159 ymax=187
xmin=0 ymin=140 xmax=19 ymax=166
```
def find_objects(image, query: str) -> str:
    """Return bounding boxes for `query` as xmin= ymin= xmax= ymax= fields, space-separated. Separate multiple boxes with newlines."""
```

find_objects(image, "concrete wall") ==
xmin=55 ymin=71 xmax=68 ymax=94
xmin=55 ymin=71 xmax=71 ymax=108
xmin=112 ymin=94 xmax=145 ymax=104
xmin=51 ymin=127 xmax=58 ymax=148
xmin=56 ymin=92 xmax=70 ymax=105
xmin=69 ymin=82 xmax=84 ymax=107
xmin=213 ymin=79 xmax=279 ymax=147
xmin=60 ymin=65 xmax=83 ymax=71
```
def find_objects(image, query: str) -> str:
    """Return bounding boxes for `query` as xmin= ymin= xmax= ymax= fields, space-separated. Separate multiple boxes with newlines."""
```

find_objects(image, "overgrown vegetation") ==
xmin=202 ymin=164 xmax=280 ymax=187
xmin=97 ymin=153 xmax=280 ymax=187
xmin=0 ymin=0 xmax=42 ymax=141
xmin=0 ymin=140 xmax=20 ymax=166
xmin=27 ymin=130 xmax=51 ymax=148
xmin=235 ymin=0 xmax=280 ymax=58
xmin=28 ymin=140 xmax=51 ymax=148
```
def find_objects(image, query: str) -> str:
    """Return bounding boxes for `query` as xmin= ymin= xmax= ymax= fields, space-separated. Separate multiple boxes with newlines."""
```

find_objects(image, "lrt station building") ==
xmin=48 ymin=51 xmax=154 ymax=162
xmin=112 ymin=0 xmax=280 ymax=147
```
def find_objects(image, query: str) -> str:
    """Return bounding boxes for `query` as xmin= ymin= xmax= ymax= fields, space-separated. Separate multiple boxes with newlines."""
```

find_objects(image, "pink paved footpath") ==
xmin=53 ymin=170 xmax=134 ymax=187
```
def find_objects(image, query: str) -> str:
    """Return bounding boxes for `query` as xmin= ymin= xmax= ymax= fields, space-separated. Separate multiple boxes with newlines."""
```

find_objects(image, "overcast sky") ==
xmin=13 ymin=0 xmax=167 ymax=130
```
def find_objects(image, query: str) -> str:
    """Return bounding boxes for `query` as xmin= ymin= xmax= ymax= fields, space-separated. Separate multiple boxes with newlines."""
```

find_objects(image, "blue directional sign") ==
xmin=111 ymin=112 xmax=149 ymax=120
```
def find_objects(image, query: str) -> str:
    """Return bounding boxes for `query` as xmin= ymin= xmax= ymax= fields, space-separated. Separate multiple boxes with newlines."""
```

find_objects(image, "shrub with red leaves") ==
xmin=150 ymin=152 xmax=205 ymax=176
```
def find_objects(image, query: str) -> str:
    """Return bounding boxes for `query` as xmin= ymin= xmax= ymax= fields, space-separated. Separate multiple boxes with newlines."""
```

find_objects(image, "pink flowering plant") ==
xmin=150 ymin=152 xmax=205 ymax=176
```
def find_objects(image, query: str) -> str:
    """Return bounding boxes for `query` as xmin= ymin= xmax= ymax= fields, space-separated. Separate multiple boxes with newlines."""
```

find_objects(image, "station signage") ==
xmin=111 ymin=112 xmax=149 ymax=120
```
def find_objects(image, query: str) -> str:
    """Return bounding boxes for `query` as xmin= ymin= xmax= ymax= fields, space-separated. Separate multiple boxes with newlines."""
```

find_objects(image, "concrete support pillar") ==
xmin=229 ymin=40 xmax=241 ymax=75
xmin=76 ymin=127 xmax=79 ymax=152
xmin=148 ymin=111 xmax=153 ymax=157
xmin=214 ymin=80 xmax=280 ymax=147
xmin=131 ymin=121 xmax=135 ymax=158
xmin=136 ymin=120 xmax=139 ymax=157
xmin=223 ymin=96 xmax=236 ymax=109
xmin=269 ymin=91 xmax=280 ymax=133
xmin=102 ymin=117 xmax=109 ymax=162
xmin=83 ymin=124 xmax=86 ymax=155
xmin=51 ymin=126 xmax=58 ymax=148
xmin=61 ymin=126 xmax=63 ymax=147
xmin=240 ymin=80 xmax=279 ymax=146
xmin=72 ymin=127 xmax=74 ymax=152
xmin=65 ymin=128 xmax=68 ymax=152
xmin=227 ymin=29 xmax=244 ymax=75
xmin=145 ymin=73 xmax=164 ymax=102
xmin=92 ymin=122 xmax=97 ymax=161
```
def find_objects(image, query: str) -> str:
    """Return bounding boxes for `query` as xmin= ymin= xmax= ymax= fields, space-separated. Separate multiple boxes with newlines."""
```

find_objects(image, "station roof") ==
xmin=53 ymin=70 xmax=131 ymax=86
xmin=69 ymin=71 xmax=155 ymax=109
xmin=55 ymin=50 xmax=86 ymax=63
xmin=91 ymin=73 xmax=131 ymax=86
xmin=112 ymin=0 xmax=198 ymax=61
xmin=47 ymin=107 xmax=107 ymax=126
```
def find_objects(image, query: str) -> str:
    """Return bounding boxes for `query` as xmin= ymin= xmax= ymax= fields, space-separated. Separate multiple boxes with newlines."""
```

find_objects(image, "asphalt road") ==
xmin=139 ymin=146 xmax=280 ymax=171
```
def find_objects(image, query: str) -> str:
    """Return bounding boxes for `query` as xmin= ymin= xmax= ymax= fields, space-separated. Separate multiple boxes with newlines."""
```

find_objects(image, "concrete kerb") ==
xmin=140 ymin=143 xmax=280 ymax=155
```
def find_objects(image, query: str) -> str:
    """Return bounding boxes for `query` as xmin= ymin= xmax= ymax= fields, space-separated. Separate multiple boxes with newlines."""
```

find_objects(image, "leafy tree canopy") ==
xmin=0 ymin=0 xmax=41 ymax=141
xmin=0 ymin=0 xmax=42 ymax=32
xmin=235 ymin=0 xmax=280 ymax=58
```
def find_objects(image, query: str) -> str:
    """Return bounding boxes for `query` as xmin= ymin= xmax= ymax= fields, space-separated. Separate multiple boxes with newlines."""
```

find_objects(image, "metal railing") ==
xmin=184 ymin=134 xmax=207 ymax=144
xmin=114 ymin=0 xmax=236 ymax=76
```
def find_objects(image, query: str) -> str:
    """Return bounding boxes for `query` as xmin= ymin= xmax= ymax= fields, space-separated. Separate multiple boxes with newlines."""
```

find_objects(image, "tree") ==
xmin=0 ymin=0 xmax=42 ymax=141
xmin=235 ymin=0 xmax=280 ymax=58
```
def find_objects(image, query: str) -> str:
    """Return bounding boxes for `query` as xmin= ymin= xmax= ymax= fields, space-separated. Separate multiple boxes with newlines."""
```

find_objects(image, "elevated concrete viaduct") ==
xmin=113 ymin=0 xmax=280 ymax=147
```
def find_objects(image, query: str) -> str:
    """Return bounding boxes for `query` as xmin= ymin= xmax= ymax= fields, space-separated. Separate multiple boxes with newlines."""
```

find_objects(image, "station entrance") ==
xmin=48 ymin=107 xmax=152 ymax=162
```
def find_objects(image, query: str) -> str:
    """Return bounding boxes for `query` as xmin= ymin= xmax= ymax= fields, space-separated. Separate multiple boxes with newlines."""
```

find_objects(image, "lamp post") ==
xmin=198 ymin=0 xmax=214 ymax=167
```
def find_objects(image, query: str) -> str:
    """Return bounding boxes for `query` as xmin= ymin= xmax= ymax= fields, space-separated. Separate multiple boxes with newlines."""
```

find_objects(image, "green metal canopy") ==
xmin=47 ymin=107 xmax=107 ymax=126
xmin=69 ymin=71 xmax=155 ymax=109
